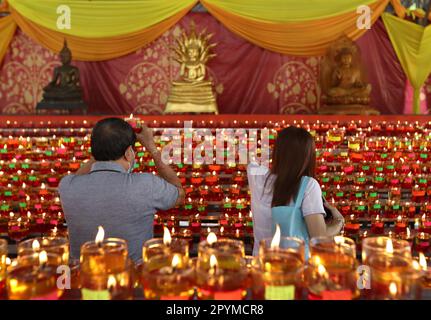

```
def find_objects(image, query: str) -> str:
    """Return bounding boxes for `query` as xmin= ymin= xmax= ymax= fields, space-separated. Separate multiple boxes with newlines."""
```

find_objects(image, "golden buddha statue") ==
xmin=319 ymin=36 xmax=379 ymax=115
xmin=165 ymin=21 xmax=218 ymax=114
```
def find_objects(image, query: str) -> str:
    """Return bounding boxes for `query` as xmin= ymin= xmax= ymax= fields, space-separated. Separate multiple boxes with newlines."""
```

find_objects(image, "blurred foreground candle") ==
xmin=253 ymin=226 xmax=305 ymax=300
xmin=0 ymin=240 xmax=6 ymax=297
xmin=196 ymin=233 xmax=246 ymax=300
xmin=361 ymin=237 xmax=412 ymax=265
xmin=80 ymin=226 xmax=131 ymax=300
xmin=418 ymin=253 xmax=431 ymax=288
xmin=141 ymin=253 xmax=195 ymax=300
xmin=7 ymin=250 xmax=63 ymax=300
xmin=305 ymin=236 xmax=358 ymax=300
xmin=365 ymin=252 xmax=421 ymax=300
xmin=143 ymin=227 xmax=189 ymax=262
xmin=17 ymin=237 xmax=69 ymax=265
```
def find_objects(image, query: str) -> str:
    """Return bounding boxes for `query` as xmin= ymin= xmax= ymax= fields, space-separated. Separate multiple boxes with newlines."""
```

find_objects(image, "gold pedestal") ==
xmin=165 ymin=81 xmax=218 ymax=114
xmin=318 ymin=104 xmax=380 ymax=115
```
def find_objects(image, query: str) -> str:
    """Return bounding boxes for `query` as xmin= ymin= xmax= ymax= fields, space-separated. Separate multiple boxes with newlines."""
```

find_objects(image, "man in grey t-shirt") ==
xmin=59 ymin=118 xmax=185 ymax=262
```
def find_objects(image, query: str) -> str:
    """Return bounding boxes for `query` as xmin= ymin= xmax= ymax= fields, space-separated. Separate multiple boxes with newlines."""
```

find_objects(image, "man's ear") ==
xmin=124 ymin=146 xmax=133 ymax=162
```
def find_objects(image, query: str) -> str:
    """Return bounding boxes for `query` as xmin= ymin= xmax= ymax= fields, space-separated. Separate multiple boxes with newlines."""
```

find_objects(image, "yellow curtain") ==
xmin=10 ymin=3 xmax=196 ymax=61
xmin=0 ymin=15 xmax=17 ymax=65
xmin=203 ymin=0 xmax=379 ymax=22
xmin=8 ymin=0 xmax=197 ymax=38
xmin=201 ymin=0 xmax=389 ymax=56
xmin=383 ymin=13 xmax=431 ymax=114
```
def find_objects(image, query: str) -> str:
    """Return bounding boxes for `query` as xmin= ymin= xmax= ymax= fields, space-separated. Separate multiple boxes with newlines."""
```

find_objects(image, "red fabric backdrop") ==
xmin=0 ymin=13 xmax=430 ymax=115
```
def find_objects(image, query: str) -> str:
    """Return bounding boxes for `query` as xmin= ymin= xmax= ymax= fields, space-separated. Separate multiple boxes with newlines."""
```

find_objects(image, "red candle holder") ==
xmin=8 ymin=214 xmax=30 ymax=241
xmin=415 ymin=232 xmax=430 ymax=253
xmin=371 ymin=215 xmax=384 ymax=235
xmin=412 ymin=185 xmax=426 ymax=203
xmin=333 ymin=185 xmax=345 ymax=201
xmin=394 ymin=215 xmax=408 ymax=234
xmin=420 ymin=214 xmax=431 ymax=234
xmin=403 ymin=202 xmax=416 ymax=218
xmin=373 ymin=174 xmax=386 ymax=189
xmin=344 ymin=214 xmax=361 ymax=237
xmin=190 ymin=214 xmax=201 ymax=234
xmin=339 ymin=201 xmax=351 ymax=216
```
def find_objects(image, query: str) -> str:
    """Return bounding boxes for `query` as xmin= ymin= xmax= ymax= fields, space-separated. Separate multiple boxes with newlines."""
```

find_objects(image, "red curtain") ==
xmin=0 ymin=13 xmax=428 ymax=115
xmin=356 ymin=19 xmax=406 ymax=114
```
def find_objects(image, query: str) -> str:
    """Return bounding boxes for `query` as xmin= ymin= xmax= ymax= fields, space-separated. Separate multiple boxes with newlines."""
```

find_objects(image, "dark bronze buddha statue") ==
xmin=42 ymin=40 xmax=82 ymax=102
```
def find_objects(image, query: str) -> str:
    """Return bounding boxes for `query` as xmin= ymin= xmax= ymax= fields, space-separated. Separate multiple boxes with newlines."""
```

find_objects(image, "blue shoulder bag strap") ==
xmin=293 ymin=176 xmax=310 ymax=211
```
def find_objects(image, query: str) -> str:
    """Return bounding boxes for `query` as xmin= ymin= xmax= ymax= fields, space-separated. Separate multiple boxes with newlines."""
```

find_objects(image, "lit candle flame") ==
xmin=406 ymin=227 xmax=411 ymax=238
xmin=39 ymin=250 xmax=48 ymax=266
xmin=171 ymin=254 xmax=180 ymax=269
xmin=270 ymin=224 xmax=281 ymax=249
xmin=32 ymin=239 xmax=40 ymax=251
xmin=207 ymin=232 xmax=217 ymax=245
xmin=419 ymin=253 xmax=427 ymax=271
xmin=210 ymin=254 xmax=218 ymax=270
xmin=389 ymin=282 xmax=397 ymax=297
xmin=107 ymin=275 xmax=117 ymax=289
xmin=386 ymin=238 xmax=394 ymax=254
xmin=317 ymin=264 xmax=328 ymax=277
xmin=163 ymin=227 xmax=171 ymax=246
xmin=95 ymin=226 xmax=105 ymax=245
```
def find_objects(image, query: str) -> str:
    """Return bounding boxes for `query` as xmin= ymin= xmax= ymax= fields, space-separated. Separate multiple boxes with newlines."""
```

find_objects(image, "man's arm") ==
xmin=137 ymin=126 xmax=185 ymax=206
xmin=74 ymin=157 xmax=96 ymax=175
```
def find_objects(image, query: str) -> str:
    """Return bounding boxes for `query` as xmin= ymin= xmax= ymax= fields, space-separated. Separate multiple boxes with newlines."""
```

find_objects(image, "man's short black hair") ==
xmin=91 ymin=117 xmax=137 ymax=161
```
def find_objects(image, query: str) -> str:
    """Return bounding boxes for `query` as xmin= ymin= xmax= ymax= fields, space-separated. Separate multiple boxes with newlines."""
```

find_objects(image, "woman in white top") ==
xmin=247 ymin=126 xmax=344 ymax=255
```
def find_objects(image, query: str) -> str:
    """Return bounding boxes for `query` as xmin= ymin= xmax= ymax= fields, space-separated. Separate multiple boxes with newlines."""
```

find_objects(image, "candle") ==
xmin=0 ymin=239 xmax=6 ymax=298
xmin=7 ymin=250 xmax=63 ymax=300
xmin=365 ymin=252 xmax=421 ymax=300
xmin=253 ymin=227 xmax=305 ymax=300
xmin=80 ymin=226 xmax=130 ymax=300
xmin=371 ymin=215 xmax=384 ymax=235
xmin=344 ymin=214 xmax=361 ymax=238
xmin=17 ymin=237 xmax=69 ymax=265
xmin=418 ymin=253 xmax=431 ymax=288
xmin=196 ymin=236 xmax=246 ymax=300
xmin=124 ymin=114 xmax=142 ymax=133
xmin=8 ymin=214 xmax=30 ymax=242
xmin=306 ymin=236 xmax=357 ymax=300
xmin=394 ymin=215 xmax=408 ymax=234
xmin=361 ymin=237 xmax=412 ymax=265
xmin=141 ymin=254 xmax=195 ymax=300
xmin=143 ymin=227 xmax=189 ymax=262
xmin=415 ymin=232 xmax=430 ymax=254
xmin=420 ymin=214 xmax=431 ymax=234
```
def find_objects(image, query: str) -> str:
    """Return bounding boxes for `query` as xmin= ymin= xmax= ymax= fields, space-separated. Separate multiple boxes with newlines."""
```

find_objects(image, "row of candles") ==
xmin=0 ymin=225 xmax=430 ymax=300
